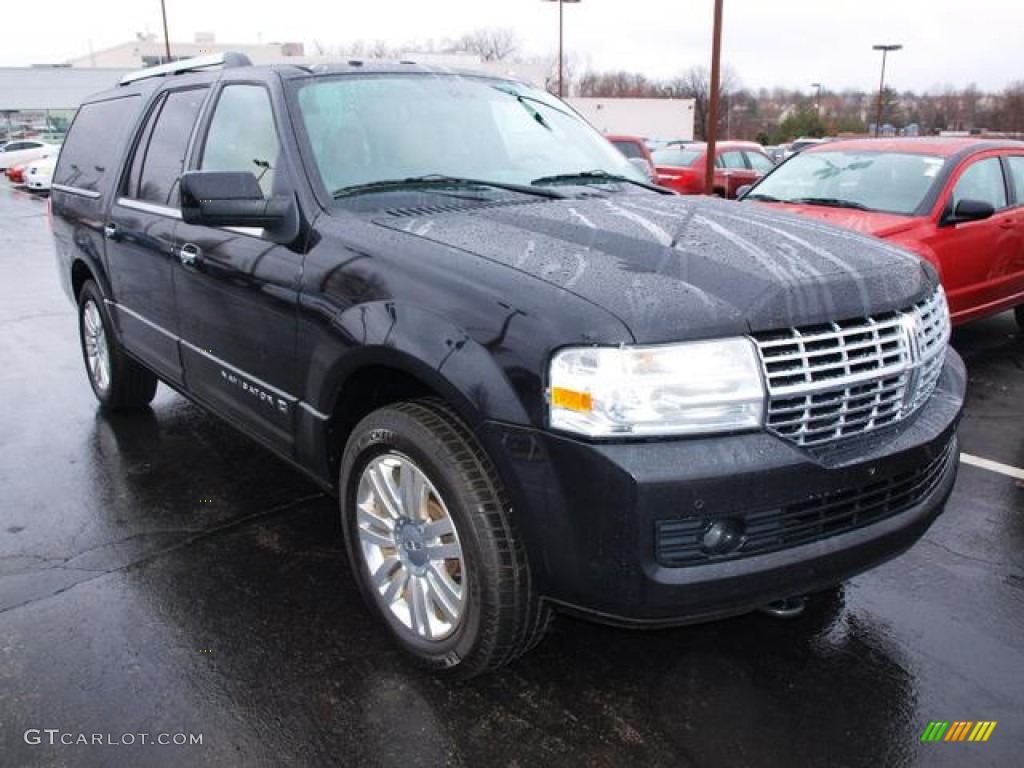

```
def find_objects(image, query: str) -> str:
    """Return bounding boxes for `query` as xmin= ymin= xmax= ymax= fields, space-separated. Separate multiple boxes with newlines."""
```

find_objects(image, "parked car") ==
xmin=782 ymin=137 xmax=831 ymax=159
xmin=6 ymin=162 xmax=29 ymax=184
xmin=51 ymin=53 xmax=963 ymax=678
xmin=765 ymin=144 xmax=787 ymax=164
xmin=606 ymin=134 xmax=657 ymax=181
xmin=25 ymin=154 xmax=57 ymax=193
xmin=0 ymin=139 xmax=56 ymax=171
xmin=741 ymin=137 xmax=1024 ymax=327
xmin=652 ymin=140 xmax=776 ymax=198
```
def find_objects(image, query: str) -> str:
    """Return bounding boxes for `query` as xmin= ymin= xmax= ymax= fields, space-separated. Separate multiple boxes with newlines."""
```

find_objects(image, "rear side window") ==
xmin=718 ymin=151 xmax=747 ymax=169
xmin=125 ymin=87 xmax=207 ymax=206
xmin=745 ymin=151 xmax=775 ymax=173
xmin=611 ymin=140 xmax=643 ymax=160
xmin=1005 ymin=155 xmax=1024 ymax=206
xmin=53 ymin=96 xmax=141 ymax=193
xmin=651 ymin=148 xmax=702 ymax=167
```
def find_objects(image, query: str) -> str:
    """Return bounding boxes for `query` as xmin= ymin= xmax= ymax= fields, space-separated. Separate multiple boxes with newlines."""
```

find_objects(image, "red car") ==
xmin=6 ymin=163 xmax=28 ymax=184
xmin=742 ymin=137 xmax=1024 ymax=327
xmin=652 ymin=140 xmax=775 ymax=198
xmin=605 ymin=134 xmax=657 ymax=181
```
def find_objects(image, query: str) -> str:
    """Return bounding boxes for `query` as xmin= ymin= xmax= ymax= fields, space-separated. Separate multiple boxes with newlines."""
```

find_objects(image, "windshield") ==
xmin=750 ymin=150 xmax=946 ymax=215
xmin=293 ymin=73 xmax=644 ymax=196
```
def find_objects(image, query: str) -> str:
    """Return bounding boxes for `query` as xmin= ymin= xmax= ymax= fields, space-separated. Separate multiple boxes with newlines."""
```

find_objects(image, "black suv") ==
xmin=51 ymin=53 xmax=965 ymax=677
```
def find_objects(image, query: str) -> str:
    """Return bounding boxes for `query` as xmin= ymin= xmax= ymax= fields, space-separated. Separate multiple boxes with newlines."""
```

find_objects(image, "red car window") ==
xmin=1006 ymin=155 xmax=1024 ymax=205
xmin=652 ymin=148 xmax=702 ymax=167
xmin=951 ymin=157 xmax=1008 ymax=210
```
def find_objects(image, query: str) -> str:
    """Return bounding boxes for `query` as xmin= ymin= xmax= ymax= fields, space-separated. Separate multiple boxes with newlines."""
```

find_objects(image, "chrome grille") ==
xmin=753 ymin=288 xmax=950 ymax=447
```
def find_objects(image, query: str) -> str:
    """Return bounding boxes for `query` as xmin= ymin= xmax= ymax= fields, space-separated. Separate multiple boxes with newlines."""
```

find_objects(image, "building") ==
xmin=65 ymin=35 xmax=304 ymax=69
xmin=0 ymin=67 xmax=130 ymax=139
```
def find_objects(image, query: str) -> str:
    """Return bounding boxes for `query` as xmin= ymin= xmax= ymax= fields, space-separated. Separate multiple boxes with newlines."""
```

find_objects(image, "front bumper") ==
xmin=479 ymin=349 xmax=966 ymax=626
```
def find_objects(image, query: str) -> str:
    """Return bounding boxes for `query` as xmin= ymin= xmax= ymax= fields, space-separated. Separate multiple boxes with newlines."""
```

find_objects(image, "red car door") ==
xmin=717 ymin=150 xmax=751 ymax=198
xmin=919 ymin=154 xmax=1022 ymax=322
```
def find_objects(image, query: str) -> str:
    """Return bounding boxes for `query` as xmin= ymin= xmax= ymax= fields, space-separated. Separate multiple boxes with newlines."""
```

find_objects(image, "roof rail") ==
xmin=119 ymin=52 xmax=253 ymax=86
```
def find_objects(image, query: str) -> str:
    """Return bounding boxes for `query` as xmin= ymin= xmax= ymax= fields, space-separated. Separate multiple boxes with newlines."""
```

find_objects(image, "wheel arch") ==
xmin=314 ymin=325 xmax=534 ymax=492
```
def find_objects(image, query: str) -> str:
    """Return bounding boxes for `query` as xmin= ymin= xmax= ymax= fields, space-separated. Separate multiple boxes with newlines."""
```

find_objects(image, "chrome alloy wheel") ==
xmin=82 ymin=300 xmax=111 ymax=394
xmin=355 ymin=453 xmax=466 ymax=642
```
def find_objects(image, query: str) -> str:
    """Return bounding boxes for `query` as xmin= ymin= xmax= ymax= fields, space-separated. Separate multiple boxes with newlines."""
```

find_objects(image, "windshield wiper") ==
xmin=789 ymin=197 xmax=873 ymax=211
xmin=530 ymin=170 xmax=671 ymax=194
xmin=333 ymin=174 xmax=566 ymax=200
xmin=743 ymin=192 xmax=784 ymax=202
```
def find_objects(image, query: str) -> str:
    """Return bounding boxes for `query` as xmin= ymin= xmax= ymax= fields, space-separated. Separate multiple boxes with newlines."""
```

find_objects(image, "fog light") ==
xmin=701 ymin=518 xmax=745 ymax=555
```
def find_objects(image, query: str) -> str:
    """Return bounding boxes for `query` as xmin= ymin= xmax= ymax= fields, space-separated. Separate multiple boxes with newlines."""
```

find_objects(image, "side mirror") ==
xmin=940 ymin=198 xmax=995 ymax=227
xmin=736 ymin=184 xmax=753 ymax=199
xmin=179 ymin=171 xmax=293 ymax=230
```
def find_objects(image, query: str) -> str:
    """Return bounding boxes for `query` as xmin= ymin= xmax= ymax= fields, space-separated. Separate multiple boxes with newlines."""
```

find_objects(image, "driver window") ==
xmin=951 ymin=157 xmax=1007 ymax=211
xmin=200 ymin=85 xmax=280 ymax=196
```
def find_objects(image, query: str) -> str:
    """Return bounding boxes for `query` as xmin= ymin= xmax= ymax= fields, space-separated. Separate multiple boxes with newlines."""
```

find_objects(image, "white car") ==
xmin=26 ymin=154 xmax=57 ymax=193
xmin=0 ymin=140 xmax=57 ymax=171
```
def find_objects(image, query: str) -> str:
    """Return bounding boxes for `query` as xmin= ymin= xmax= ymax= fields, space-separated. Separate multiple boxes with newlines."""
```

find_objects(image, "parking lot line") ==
xmin=960 ymin=452 xmax=1024 ymax=482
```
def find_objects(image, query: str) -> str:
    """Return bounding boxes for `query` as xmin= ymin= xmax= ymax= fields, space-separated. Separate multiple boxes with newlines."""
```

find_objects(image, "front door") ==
xmin=924 ymin=154 xmax=1021 ymax=321
xmin=172 ymin=83 xmax=302 ymax=453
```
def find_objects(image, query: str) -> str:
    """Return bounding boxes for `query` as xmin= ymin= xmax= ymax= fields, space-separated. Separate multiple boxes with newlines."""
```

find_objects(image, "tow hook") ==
xmin=758 ymin=596 xmax=806 ymax=618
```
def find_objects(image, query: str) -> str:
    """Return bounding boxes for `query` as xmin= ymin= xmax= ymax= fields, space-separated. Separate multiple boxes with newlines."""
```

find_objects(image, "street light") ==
xmin=872 ymin=44 xmax=902 ymax=137
xmin=542 ymin=0 xmax=581 ymax=98
xmin=811 ymin=82 xmax=821 ymax=117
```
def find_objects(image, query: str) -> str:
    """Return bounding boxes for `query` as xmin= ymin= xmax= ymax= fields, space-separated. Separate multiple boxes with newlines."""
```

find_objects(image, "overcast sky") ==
xmin=5 ymin=1 xmax=1022 ymax=93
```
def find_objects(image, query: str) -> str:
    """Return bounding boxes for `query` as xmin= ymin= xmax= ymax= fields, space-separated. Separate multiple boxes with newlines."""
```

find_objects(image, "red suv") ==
xmin=741 ymin=137 xmax=1024 ymax=327
xmin=652 ymin=140 xmax=775 ymax=198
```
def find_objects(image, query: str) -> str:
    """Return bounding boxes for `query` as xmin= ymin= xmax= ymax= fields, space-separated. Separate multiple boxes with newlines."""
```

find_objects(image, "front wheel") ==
xmin=77 ymin=280 xmax=157 ymax=409
xmin=339 ymin=399 xmax=550 ymax=678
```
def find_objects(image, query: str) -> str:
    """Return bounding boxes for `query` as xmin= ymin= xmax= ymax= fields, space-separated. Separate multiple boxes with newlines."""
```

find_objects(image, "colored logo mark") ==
xmin=921 ymin=721 xmax=997 ymax=742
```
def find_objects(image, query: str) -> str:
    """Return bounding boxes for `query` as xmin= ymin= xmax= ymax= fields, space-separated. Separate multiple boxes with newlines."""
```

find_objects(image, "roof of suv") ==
xmin=112 ymin=52 xmax=521 ymax=93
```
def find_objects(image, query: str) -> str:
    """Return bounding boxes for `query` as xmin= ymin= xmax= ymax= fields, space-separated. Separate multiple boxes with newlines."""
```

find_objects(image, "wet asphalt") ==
xmin=0 ymin=185 xmax=1021 ymax=768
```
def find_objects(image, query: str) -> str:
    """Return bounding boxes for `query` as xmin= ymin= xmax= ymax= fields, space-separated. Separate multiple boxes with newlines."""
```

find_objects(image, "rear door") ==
xmin=999 ymin=153 xmax=1024 ymax=310
xmin=172 ymin=81 xmax=303 ymax=454
xmin=105 ymin=86 xmax=209 ymax=384
xmin=744 ymin=150 xmax=776 ymax=184
xmin=716 ymin=150 xmax=750 ymax=197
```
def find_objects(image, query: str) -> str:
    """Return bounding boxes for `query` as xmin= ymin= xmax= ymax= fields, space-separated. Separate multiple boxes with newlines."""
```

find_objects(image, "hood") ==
xmin=759 ymin=202 xmax=924 ymax=239
xmin=373 ymin=194 xmax=935 ymax=343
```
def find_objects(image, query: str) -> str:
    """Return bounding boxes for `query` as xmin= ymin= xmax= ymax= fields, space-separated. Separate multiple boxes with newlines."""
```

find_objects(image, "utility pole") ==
xmin=704 ymin=0 xmax=723 ymax=194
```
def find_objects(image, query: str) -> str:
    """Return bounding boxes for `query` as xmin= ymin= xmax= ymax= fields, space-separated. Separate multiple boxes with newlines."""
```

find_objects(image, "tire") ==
xmin=77 ymin=280 xmax=158 ymax=409
xmin=1015 ymin=304 xmax=1024 ymax=331
xmin=339 ymin=399 xmax=551 ymax=678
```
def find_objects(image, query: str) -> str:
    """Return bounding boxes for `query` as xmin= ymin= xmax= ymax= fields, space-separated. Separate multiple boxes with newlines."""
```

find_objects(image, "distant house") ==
xmin=64 ymin=35 xmax=305 ymax=69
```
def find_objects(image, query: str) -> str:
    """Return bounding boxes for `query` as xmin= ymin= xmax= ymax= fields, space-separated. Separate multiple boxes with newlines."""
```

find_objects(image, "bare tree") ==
xmin=997 ymin=81 xmax=1024 ymax=135
xmin=665 ymin=65 xmax=737 ymax=140
xmin=452 ymin=27 xmax=520 ymax=61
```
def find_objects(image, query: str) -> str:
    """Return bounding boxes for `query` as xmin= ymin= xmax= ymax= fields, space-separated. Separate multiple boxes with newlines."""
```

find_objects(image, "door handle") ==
xmin=178 ymin=243 xmax=202 ymax=268
xmin=103 ymin=223 xmax=118 ymax=240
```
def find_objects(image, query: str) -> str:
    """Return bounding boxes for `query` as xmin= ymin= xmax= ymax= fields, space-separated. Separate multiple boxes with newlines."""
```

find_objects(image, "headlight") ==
xmin=548 ymin=338 xmax=765 ymax=437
